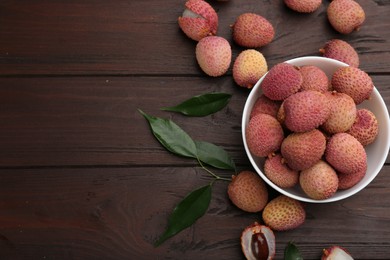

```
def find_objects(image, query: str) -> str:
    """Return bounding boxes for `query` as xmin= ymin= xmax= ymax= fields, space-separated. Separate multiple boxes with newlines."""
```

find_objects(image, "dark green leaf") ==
xmin=139 ymin=109 xmax=197 ymax=158
xmin=154 ymin=183 xmax=212 ymax=247
xmin=195 ymin=140 xmax=236 ymax=171
xmin=284 ymin=242 xmax=303 ymax=260
xmin=161 ymin=92 xmax=232 ymax=117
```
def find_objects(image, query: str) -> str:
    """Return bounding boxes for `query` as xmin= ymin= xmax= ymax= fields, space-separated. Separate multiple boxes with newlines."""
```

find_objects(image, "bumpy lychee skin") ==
xmin=327 ymin=0 xmax=365 ymax=34
xmin=338 ymin=163 xmax=367 ymax=190
xmin=322 ymin=245 xmax=354 ymax=260
xmin=228 ymin=171 xmax=269 ymax=213
xmin=264 ymin=153 xmax=299 ymax=188
xmin=260 ymin=63 xmax=303 ymax=101
xmin=241 ymin=222 xmax=276 ymax=260
xmin=300 ymin=160 xmax=339 ymax=200
xmin=322 ymin=91 xmax=357 ymax=134
xmin=250 ymin=94 xmax=282 ymax=119
xmin=320 ymin=39 xmax=359 ymax=67
xmin=331 ymin=66 xmax=373 ymax=104
xmin=347 ymin=108 xmax=379 ymax=146
xmin=232 ymin=13 xmax=275 ymax=48
xmin=262 ymin=195 xmax=306 ymax=231
xmin=246 ymin=113 xmax=284 ymax=157
xmin=300 ymin=65 xmax=330 ymax=93
xmin=325 ymin=133 xmax=367 ymax=174
xmin=283 ymin=90 xmax=331 ymax=132
xmin=281 ymin=129 xmax=327 ymax=171
xmin=284 ymin=0 xmax=322 ymax=13
xmin=195 ymin=36 xmax=231 ymax=77
xmin=178 ymin=0 xmax=218 ymax=41
xmin=233 ymin=49 xmax=268 ymax=88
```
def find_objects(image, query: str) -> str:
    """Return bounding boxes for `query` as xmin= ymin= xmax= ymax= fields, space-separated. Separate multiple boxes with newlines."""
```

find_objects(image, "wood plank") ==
xmin=0 ymin=166 xmax=389 ymax=259
xmin=0 ymin=0 xmax=389 ymax=75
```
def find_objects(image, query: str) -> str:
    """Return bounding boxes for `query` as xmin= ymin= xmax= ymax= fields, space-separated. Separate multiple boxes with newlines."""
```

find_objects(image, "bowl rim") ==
xmin=241 ymin=56 xmax=390 ymax=203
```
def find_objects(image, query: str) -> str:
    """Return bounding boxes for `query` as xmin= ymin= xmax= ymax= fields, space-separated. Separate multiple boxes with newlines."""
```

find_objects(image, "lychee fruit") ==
xmin=347 ymin=108 xmax=379 ymax=146
xmin=322 ymin=245 xmax=354 ymax=260
xmin=284 ymin=0 xmax=322 ymax=13
xmin=338 ymin=163 xmax=367 ymax=190
xmin=246 ymin=113 xmax=285 ymax=158
xmin=228 ymin=171 xmax=269 ymax=212
xmin=233 ymin=49 xmax=268 ymax=89
xmin=322 ymin=91 xmax=357 ymax=134
xmin=178 ymin=0 xmax=218 ymax=41
xmin=325 ymin=132 xmax=367 ymax=174
xmin=299 ymin=65 xmax=330 ymax=93
xmin=260 ymin=63 xmax=303 ymax=101
xmin=300 ymin=160 xmax=339 ymax=200
xmin=232 ymin=13 xmax=275 ymax=48
xmin=331 ymin=66 xmax=373 ymax=104
xmin=320 ymin=39 xmax=359 ymax=67
xmin=262 ymin=195 xmax=306 ymax=231
xmin=250 ymin=94 xmax=282 ymax=119
xmin=281 ymin=129 xmax=327 ymax=171
xmin=264 ymin=153 xmax=299 ymax=188
xmin=195 ymin=36 xmax=231 ymax=77
xmin=241 ymin=222 xmax=276 ymax=260
xmin=283 ymin=90 xmax=331 ymax=132
xmin=327 ymin=0 xmax=365 ymax=34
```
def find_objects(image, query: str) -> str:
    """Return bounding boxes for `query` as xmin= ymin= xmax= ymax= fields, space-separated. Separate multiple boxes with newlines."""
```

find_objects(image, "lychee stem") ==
xmin=197 ymin=157 xmax=231 ymax=182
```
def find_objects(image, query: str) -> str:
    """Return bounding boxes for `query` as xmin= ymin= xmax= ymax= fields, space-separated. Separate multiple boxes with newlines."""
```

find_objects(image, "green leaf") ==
xmin=139 ymin=109 xmax=197 ymax=158
xmin=284 ymin=242 xmax=303 ymax=260
xmin=155 ymin=183 xmax=212 ymax=247
xmin=161 ymin=92 xmax=232 ymax=117
xmin=195 ymin=140 xmax=236 ymax=171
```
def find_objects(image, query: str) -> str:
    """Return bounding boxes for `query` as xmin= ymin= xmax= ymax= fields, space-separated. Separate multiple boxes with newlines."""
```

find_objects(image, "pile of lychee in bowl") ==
xmin=242 ymin=56 xmax=390 ymax=203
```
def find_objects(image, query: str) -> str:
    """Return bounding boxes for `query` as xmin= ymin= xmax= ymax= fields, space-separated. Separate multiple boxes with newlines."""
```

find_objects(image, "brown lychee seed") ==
xmin=178 ymin=0 xmax=218 ymax=41
xmin=347 ymin=108 xmax=379 ymax=146
xmin=338 ymin=163 xmax=367 ymax=190
xmin=260 ymin=63 xmax=303 ymax=101
xmin=300 ymin=160 xmax=339 ymax=200
xmin=322 ymin=245 xmax=354 ymax=260
xmin=241 ymin=222 xmax=276 ymax=260
xmin=195 ymin=36 xmax=231 ymax=77
xmin=232 ymin=13 xmax=275 ymax=48
xmin=320 ymin=39 xmax=359 ymax=67
xmin=246 ymin=113 xmax=284 ymax=158
xmin=325 ymin=133 xmax=367 ymax=175
xmin=299 ymin=65 xmax=330 ymax=93
xmin=264 ymin=153 xmax=299 ymax=188
xmin=283 ymin=90 xmax=331 ymax=132
xmin=281 ymin=129 xmax=326 ymax=171
xmin=284 ymin=0 xmax=322 ymax=13
xmin=322 ymin=91 xmax=357 ymax=134
xmin=250 ymin=94 xmax=282 ymax=119
xmin=233 ymin=49 xmax=268 ymax=89
xmin=228 ymin=171 xmax=269 ymax=213
xmin=327 ymin=0 xmax=365 ymax=34
xmin=262 ymin=195 xmax=306 ymax=231
xmin=331 ymin=66 xmax=373 ymax=104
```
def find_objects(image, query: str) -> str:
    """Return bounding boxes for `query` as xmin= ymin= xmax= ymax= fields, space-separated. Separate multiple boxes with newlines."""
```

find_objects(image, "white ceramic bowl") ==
xmin=242 ymin=56 xmax=390 ymax=203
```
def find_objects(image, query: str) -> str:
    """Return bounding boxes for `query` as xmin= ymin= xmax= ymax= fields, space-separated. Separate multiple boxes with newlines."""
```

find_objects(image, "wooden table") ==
xmin=0 ymin=1 xmax=389 ymax=259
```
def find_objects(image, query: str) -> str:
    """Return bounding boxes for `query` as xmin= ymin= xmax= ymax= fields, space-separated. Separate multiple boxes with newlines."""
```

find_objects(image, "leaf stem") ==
xmin=197 ymin=157 xmax=231 ymax=182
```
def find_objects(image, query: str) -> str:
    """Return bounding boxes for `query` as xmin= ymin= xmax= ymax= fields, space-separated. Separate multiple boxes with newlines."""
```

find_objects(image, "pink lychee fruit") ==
xmin=347 ymin=108 xmax=379 ymax=146
xmin=320 ymin=39 xmax=359 ymax=67
xmin=233 ymin=49 xmax=268 ymax=88
xmin=250 ymin=94 xmax=282 ymax=119
xmin=264 ymin=153 xmax=299 ymax=188
xmin=327 ymin=0 xmax=365 ymax=34
xmin=300 ymin=65 xmax=330 ymax=93
xmin=338 ymin=163 xmax=367 ymax=190
xmin=284 ymin=0 xmax=322 ymax=13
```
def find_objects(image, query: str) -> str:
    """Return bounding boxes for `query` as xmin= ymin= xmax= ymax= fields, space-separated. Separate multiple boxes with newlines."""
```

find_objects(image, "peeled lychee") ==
xmin=300 ymin=160 xmax=339 ymax=200
xmin=178 ymin=0 xmax=218 ymax=41
xmin=283 ymin=90 xmax=331 ymax=132
xmin=331 ymin=66 xmax=373 ymax=104
xmin=233 ymin=49 xmax=268 ymax=89
xmin=347 ymin=108 xmax=379 ymax=146
xmin=325 ymin=133 xmax=367 ymax=175
xmin=320 ymin=39 xmax=359 ymax=67
xmin=284 ymin=0 xmax=322 ymax=13
xmin=338 ymin=163 xmax=366 ymax=190
xmin=281 ymin=129 xmax=326 ymax=171
xmin=322 ymin=245 xmax=354 ymax=260
xmin=264 ymin=153 xmax=299 ymax=188
xmin=241 ymin=222 xmax=276 ymax=260
xmin=300 ymin=65 xmax=330 ymax=93
xmin=228 ymin=171 xmax=269 ymax=213
xmin=250 ymin=94 xmax=282 ymax=119
xmin=262 ymin=195 xmax=306 ymax=231
xmin=232 ymin=13 xmax=275 ymax=48
xmin=260 ymin=63 xmax=303 ymax=101
xmin=327 ymin=0 xmax=365 ymax=34
xmin=195 ymin=36 xmax=231 ymax=77
xmin=246 ymin=113 xmax=284 ymax=158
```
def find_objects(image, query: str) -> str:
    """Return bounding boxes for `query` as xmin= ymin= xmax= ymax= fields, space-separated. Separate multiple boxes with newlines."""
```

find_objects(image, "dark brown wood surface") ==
xmin=0 ymin=0 xmax=389 ymax=259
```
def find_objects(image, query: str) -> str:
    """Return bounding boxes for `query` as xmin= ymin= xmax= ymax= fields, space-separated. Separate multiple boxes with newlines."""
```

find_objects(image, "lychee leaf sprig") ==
xmin=284 ymin=242 xmax=303 ymax=260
